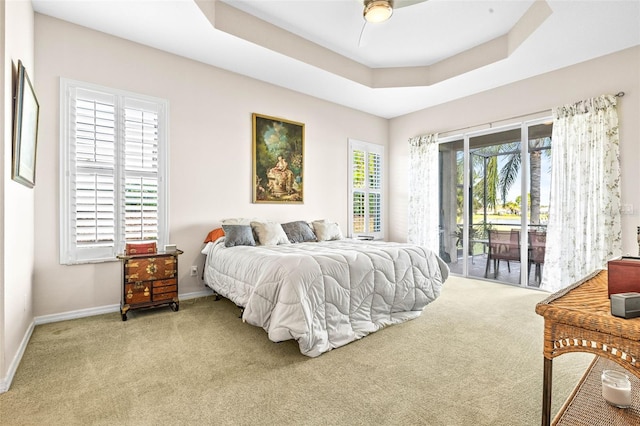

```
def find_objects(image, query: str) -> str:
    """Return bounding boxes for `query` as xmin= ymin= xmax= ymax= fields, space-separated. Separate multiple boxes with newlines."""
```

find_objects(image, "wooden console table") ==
xmin=535 ymin=270 xmax=640 ymax=426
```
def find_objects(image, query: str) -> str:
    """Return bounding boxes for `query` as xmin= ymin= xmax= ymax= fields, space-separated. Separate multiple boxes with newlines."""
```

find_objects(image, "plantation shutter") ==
xmin=368 ymin=151 xmax=382 ymax=233
xmin=348 ymin=140 xmax=384 ymax=239
xmin=352 ymin=149 xmax=366 ymax=233
xmin=123 ymin=99 xmax=160 ymax=242
xmin=70 ymin=88 xmax=117 ymax=260
xmin=61 ymin=79 xmax=168 ymax=264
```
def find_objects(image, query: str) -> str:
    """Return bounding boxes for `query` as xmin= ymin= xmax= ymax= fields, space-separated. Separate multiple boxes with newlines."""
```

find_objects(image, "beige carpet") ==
xmin=0 ymin=276 xmax=593 ymax=425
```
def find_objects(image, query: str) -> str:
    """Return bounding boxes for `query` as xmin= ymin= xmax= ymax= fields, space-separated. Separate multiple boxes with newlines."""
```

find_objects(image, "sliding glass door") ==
xmin=439 ymin=120 xmax=552 ymax=287
xmin=438 ymin=138 xmax=463 ymax=266
xmin=526 ymin=122 xmax=552 ymax=287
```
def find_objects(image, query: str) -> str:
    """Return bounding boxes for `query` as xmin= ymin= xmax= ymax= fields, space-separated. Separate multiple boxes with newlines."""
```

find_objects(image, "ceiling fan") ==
xmin=360 ymin=0 xmax=429 ymax=23
xmin=357 ymin=0 xmax=429 ymax=46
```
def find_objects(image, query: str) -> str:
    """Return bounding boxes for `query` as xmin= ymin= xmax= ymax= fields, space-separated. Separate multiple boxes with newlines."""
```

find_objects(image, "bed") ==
xmin=201 ymin=223 xmax=449 ymax=357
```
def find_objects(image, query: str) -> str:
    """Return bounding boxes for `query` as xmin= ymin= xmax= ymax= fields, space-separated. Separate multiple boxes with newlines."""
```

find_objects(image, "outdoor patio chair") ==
xmin=484 ymin=229 xmax=521 ymax=279
xmin=528 ymin=230 xmax=546 ymax=285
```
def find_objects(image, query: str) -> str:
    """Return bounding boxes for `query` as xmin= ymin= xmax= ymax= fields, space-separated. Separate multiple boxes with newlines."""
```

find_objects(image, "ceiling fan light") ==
xmin=364 ymin=0 xmax=393 ymax=23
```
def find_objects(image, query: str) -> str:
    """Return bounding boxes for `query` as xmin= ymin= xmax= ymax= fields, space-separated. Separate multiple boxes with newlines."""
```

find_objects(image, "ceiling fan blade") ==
xmin=395 ymin=0 xmax=429 ymax=9
xmin=357 ymin=20 xmax=368 ymax=47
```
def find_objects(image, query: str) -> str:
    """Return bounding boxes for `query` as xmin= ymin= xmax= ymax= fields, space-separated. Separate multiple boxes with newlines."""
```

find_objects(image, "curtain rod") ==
xmin=438 ymin=91 xmax=625 ymax=138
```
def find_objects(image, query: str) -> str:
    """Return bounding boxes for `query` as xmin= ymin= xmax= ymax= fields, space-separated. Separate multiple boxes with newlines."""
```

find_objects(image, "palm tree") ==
xmin=529 ymin=149 xmax=542 ymax=223
xmin=498 ymin=137 xmax=551 ymax=224
xmin=468 ymin=137 xmax=549 ymax=225
xmin=497 ymin=142 xmax=521 ymax=210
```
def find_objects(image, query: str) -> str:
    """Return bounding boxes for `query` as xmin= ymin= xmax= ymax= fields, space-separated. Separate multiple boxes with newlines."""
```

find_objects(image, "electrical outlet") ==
xmin=190 ymin=265 xmax=198 ymax=276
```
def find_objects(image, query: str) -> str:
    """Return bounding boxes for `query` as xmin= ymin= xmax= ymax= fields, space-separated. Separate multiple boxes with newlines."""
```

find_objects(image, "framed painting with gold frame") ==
xmin=252 ymin=113 xmax=304 ymax=204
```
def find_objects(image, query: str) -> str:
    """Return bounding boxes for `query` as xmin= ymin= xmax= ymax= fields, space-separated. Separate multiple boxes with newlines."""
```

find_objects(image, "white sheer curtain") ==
xmin=541 ymin=94 xmax=622 ymax=293
xmin=408 ymin=133 xmax=439 ymax=251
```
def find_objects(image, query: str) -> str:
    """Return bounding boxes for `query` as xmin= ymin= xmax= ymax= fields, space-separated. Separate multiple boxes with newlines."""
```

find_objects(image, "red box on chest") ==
xmin=607 ymin=257 xmax=640 ymax=297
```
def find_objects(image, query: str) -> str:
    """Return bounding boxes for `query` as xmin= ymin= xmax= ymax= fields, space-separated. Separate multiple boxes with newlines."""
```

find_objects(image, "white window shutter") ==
xmin=348 ymin=139 xmax=384 ymax=239
xmin=74 ymin=90 xmax=117 ymax=246
xmin=60 ymin=79 xmax=168 ymax=264
xmin=122 ymin=98 xmax=161 ymax=244
xmin=368 ymin=152 xmax=382 ymax=233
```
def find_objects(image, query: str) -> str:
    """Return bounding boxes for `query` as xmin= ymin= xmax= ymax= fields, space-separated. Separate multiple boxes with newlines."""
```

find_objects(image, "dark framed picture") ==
xmin=252 ymin=113 xmax=304 ymax=203
xmin=12 ymin=60 xmax=40 ymax=188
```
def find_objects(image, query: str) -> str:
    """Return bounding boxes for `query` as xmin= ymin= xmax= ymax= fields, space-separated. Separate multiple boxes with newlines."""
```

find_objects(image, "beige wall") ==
xmin=33 ymin=14 xmax=389 ymax=317
xmin=2 ymin=0 xmax=36 ymax=390
xmin=388 ymin=46 xmax=640 ymax=255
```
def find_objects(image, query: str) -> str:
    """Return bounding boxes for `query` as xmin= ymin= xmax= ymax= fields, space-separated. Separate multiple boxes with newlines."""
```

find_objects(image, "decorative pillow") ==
xmin=281 ymin=221 xmax=317 ymax=243
xmin=251 ymin=221 xmax=291 ymax=246
xmin=203 ymin=227 xmax=225 ymax=243
xmin=312 ymin=221 xmax=344 ymax=241
xmin=222 ymin=225 xmax=256 ymax=247
xmin=221 ymin=217 xmax=264 ymax=226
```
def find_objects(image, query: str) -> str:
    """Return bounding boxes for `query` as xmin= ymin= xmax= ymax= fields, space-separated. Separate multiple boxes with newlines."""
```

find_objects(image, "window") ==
xmin=60 ymin=79 xmax=168 ymax=264
xmin=348 ymin=139 xmax=383 ymax=239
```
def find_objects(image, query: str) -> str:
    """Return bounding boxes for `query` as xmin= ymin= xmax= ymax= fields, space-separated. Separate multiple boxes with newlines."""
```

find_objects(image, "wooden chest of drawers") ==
xmin=117 ymin=249 xmax=183 ymax=321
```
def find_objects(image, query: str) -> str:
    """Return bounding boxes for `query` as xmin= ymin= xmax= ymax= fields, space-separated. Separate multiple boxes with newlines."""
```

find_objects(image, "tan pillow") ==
xmin=221 ymin=217 xmax=264 ymax=226
xmin=312 ymin=221 xmax=344 ymax=241
xmin=251 ymin=221 xmax=291 ymax=246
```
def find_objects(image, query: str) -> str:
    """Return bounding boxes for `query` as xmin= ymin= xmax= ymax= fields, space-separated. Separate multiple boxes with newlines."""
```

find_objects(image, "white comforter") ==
xmin=202 ymin=239 xmax=449 ymax=357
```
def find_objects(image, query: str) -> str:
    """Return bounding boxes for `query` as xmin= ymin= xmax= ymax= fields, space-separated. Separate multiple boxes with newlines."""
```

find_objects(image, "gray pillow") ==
xmin=281 ymin=221 xmax=317 ymax=243
xmin=222 ymin=224 xmax=256 ymax=247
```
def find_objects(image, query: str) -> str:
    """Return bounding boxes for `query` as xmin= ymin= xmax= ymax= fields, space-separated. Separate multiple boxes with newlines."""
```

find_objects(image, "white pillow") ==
xmin=250 ymin=221 xmax=291 ymax=246
xmin=312 ymin=221 xmax=344 ymax=241
xmin=221 ymin=217 xmax=263 ymax=226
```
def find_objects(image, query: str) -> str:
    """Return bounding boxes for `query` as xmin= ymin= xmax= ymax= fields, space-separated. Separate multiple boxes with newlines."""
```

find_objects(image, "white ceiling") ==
xmin=31 ymin=0 xmax=640 ymax=118
xmin=224 ymin=0 xmax=535 ymax=68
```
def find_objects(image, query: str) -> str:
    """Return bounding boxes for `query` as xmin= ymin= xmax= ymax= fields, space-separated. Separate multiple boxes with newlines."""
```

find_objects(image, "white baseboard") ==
xmin=179 ymin=288 xmax=214 ymax=300
xmin=0 ymin=320 xmax=35 ymax=394
xmin=34 ymin=303 xmax=121 ymax=325
xmin=34 ymin=289 xmax=214 ymax=325
xmin=1 ymin=288 xmax=215 ymax=393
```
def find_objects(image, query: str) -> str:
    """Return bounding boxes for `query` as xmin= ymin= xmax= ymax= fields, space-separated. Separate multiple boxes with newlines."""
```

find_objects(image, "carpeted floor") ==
xmin=0 ymin=276 xmax=593 ymax=425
